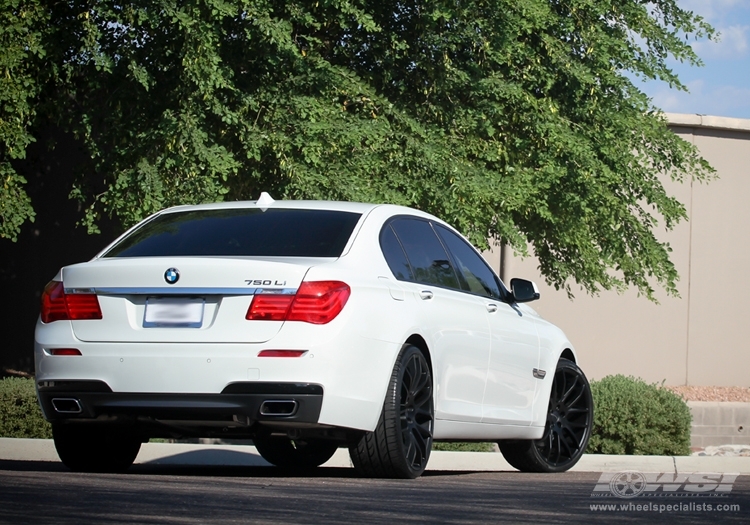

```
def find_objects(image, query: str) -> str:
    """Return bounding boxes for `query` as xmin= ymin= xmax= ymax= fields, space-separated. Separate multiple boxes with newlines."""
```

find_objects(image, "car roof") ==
xmin=159 ymin=199 xmax=381 ymax=215
xmin=155 ymin=199 xmax=438 ymax=221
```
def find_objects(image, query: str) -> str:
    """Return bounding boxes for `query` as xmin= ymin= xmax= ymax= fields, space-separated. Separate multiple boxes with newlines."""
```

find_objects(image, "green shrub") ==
xmin=586 ymin=375 xmax=691 ymax=456
xmin=0 ymin=377 xmax=52 ymax=439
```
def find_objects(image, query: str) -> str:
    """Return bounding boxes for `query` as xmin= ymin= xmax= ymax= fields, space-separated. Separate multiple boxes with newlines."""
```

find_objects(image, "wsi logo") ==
xmin=592 ymin=471 xmax=739 ymax=499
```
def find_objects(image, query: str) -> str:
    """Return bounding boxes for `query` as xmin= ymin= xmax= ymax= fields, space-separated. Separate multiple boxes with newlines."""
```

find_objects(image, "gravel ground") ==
xmin=693 ymin=444 xmax=750 ymax=456
xmin=665 ymin=385 xmax=750 ymax=402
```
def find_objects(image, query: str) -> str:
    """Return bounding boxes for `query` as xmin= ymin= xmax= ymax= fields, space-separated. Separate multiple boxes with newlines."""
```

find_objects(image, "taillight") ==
xmin=41 ymin=281 xmax=102 ymax=323
xmin=246 ymin=281 xmax=350 ymax=325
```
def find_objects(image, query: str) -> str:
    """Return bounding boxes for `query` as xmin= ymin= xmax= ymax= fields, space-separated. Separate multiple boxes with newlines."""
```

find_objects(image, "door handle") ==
xmin=419 ymin=290 xmax=434 ymax=300
xmin=486 ymin=303 xmax=498 ymax=313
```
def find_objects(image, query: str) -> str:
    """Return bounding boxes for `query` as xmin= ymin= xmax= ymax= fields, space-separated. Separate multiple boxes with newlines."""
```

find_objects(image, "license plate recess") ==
xmin=143 ymin=297 xmax=205 ymax=328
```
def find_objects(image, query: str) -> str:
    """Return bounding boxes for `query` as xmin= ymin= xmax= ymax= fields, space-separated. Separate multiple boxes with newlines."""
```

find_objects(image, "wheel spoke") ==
xmin=558 ymin=370 xmax=568 ymax=402
xmin=565 ymin=418 xmax=590 ymax=429
xmin=552 ymin=431 xmax=562 ymax=463
xmin=559 ymin=373 xmax=580 ymax=405
xmin=565 ymin=385 xmax=586 ymax=409
xmin=415 ymin=420 xmax=432 ymax=438
xmin=558 ymin=429 xmax=576 ymax=458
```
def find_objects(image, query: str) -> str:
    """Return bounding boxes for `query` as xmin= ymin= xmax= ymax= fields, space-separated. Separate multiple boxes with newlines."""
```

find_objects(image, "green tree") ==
xmin=1 ymin=0 xmax=715 ymax=299
xmin=0 ymin=0 xmax=48 ymax=240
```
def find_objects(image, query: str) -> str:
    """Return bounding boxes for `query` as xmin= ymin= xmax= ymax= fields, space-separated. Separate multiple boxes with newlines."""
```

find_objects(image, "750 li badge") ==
xmin=245 ymin=279 xmax=286 ymax=286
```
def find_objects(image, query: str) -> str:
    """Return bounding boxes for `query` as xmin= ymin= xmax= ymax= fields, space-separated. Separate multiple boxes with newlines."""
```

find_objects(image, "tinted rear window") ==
xmin=104 ymin=208 xmax=361 ymax=258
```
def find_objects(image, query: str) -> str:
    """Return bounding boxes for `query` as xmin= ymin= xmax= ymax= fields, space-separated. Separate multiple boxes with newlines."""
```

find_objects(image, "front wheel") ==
xmin=253 ymin=436 xmax=339 ymax=469
xmin=499 ymin=358 xmax=593 ymax=473
xmin=349 ymin=345 xmax=434 ymax=479
xmin=52 ymin=423 xmax=141 ymax=473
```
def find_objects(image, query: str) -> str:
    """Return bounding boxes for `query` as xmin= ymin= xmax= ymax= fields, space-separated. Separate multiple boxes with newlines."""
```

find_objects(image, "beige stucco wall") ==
xmin=484 ymin=113 xmax=750 ymax=387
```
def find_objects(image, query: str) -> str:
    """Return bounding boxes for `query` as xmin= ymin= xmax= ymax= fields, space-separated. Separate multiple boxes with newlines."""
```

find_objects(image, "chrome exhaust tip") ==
xmin=51 ymin=398 xmax=82 ymax=414
xmin=259 ymin=399 xmax=298 ymax=416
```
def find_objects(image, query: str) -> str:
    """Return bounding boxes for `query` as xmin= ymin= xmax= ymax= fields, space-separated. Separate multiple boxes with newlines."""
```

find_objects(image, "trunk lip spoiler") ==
xmin=66 ymin=287 xmax=298 ymax=296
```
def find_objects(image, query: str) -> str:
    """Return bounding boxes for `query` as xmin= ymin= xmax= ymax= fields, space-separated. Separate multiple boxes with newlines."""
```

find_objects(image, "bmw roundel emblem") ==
xmin=164 ymin=268 xmax=180 ymax=285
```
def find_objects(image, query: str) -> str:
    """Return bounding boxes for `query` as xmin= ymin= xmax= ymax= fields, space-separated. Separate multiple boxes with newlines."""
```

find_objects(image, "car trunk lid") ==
xmin=62 ymin=257 xmax=317 ymax=343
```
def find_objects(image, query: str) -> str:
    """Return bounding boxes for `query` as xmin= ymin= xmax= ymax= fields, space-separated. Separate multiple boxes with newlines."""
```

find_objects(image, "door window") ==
xmin=435 ymin=225 xmax=503 ymax=300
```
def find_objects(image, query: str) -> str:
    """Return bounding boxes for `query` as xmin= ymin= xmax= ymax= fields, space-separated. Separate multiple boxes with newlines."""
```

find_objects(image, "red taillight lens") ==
xmin=245 ymin=281 xmax=350 ymax=325
xmin=287 ymin=281 xmax=350 ymax=324
xmin=50 ymin=348 xmax=82 ymax=356
xmin=41 ymin=281 xmax=67 ymax=323
xmin=257 ymin=350 xmax=308 ymax=358
xmin=41 ymin=281 xmax=102 ymax=323
xmin=246 ymin=294 xmax=295 ymax=321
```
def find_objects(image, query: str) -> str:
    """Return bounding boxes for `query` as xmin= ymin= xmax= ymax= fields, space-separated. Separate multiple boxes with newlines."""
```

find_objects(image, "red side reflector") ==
xmin=50 ymin=348 xmax=82 ymax=356
xmin=246 ymin=281 xmax=350 ymax=325
xmin=257 ymin=350 xmax=308 ymax=358
xmin=41 ymin=281 xmax=102 ymax=323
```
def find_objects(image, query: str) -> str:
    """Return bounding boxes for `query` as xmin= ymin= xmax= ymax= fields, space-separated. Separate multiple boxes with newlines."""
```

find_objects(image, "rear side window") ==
xmin=380 ymin=225 xmax=414 ymax=281
xmin=387 ymin=218 xmax=460 ymax=290
xmin=104 ymin=208 xmax=361 ymax=258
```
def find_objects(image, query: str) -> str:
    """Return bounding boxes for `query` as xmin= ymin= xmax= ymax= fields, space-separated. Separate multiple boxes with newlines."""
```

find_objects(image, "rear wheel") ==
xmin=253 ymin=436 xmax=339 ymax=469
xmin=499 ymin=358 xmax=593 ymax=473
xmin=349 ymin=345 xmax=434 ymax=479
xmin=52 ymin=423 xmax=141 ymax=473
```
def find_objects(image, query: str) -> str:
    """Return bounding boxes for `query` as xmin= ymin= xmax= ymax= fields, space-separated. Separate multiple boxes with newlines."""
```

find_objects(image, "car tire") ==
xmin=253 ymin=436 xmax=339 ymax=469
xmin=348 ymin=344 xmax=434 ymax=479
xmin=52 ymin=423 xmax=141 ymax=473
xmin=499 ymin=358 xmax=593 ymax=473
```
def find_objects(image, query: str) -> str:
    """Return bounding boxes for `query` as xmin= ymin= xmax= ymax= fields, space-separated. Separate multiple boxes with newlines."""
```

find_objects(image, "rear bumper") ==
xmin=34 ymin=319 xmax=403 ymax=432
xmin=37 ymin=380 xmax=323 ymax=425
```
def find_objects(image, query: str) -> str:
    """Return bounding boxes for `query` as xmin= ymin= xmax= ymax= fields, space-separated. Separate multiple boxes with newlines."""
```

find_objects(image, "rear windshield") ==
xmin=103 ymin=208 xmax=362 ymax=258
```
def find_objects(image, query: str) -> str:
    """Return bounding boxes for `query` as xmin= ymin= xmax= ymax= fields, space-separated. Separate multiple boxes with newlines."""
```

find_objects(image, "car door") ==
xmin=433 ymin=225 xmax=540 ymax=426
xmin=382 ymin=218 xmax=491 ymax=423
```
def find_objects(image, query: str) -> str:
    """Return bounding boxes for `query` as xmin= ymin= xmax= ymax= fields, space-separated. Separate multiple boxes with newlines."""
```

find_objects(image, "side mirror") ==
xmin=510 ymin=278 xmax=540 ymax=303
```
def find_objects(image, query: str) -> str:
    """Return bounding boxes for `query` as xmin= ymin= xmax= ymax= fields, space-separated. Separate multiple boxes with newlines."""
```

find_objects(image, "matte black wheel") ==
xmin=349 ymin=345 xmax=434 ymax=479
xmin=499 ymin=358 xmax=593 ymax=473
xmin=52 ymin=423 xmax=141 ymax=473
xmin=253 ymin=436 xmax=339 ymax=469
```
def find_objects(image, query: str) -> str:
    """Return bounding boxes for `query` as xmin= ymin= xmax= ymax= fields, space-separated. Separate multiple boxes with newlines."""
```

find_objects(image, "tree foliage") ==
xmin=0 ymin=0 xmax=47 ymax=240
xmin=1 ymin=0 xmax=715 ymax=299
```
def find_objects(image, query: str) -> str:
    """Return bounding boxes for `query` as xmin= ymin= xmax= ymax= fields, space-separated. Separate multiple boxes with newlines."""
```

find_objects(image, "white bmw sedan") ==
xmin=34 ymin=195 xmax=593 ymax=478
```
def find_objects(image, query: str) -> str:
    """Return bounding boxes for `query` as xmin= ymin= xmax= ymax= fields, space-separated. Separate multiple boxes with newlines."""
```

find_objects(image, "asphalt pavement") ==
xmin=2 ymin=438 xmax=749 ymax=474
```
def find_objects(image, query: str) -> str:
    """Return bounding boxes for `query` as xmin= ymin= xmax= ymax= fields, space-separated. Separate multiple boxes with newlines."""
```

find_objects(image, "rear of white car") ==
xmin=34 ymin=197 xmax=593 ymax=477
xmin=35 ymin=202 xmax=402 ymax=432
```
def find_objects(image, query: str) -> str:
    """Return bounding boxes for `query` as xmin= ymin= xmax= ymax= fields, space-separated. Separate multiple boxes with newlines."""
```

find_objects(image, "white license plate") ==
xmin=143 ymin=297 xmax=204 ymax=328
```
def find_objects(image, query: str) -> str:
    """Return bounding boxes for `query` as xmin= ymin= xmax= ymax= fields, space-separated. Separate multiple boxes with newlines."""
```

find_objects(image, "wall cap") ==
xmin=666 ymin=112 xmax=750 ymax=133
